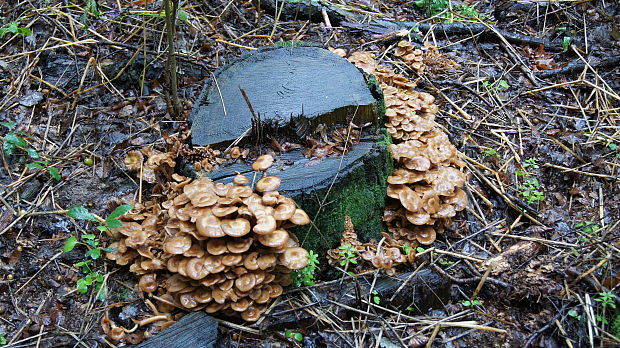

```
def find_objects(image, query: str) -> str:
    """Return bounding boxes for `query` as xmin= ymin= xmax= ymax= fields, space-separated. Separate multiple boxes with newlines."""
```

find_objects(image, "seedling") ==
xmin=27 ymin=161 xmax=61 ymax=180
xmin=0 ymin=332 xmax=6 ymax=345
xmin=0 ymin=21 xmax=32 ymax=39
xmin=575 ymin=221 xmax=601 ymax=242
xmin=338 ymin=243 xmax=358 ymax=266
xmin=285 ymin=330 xmax=303 ymax=343
xmin=568 ymin=309 xmax=581 ymax=320
xmin=481 ymin=148 xmax=499 ymax=158
xmin=461 ymin=299 xmax=482 ymax=307
xmin=414 ymin=0 xmax=487 ymax=23
xmin=562 ymin=36 xmax=571 ymax=51
xmin=83 ymin=157 xmax=94 ymax=166
xmin=415 ymin=246 xmax=425 ymax=253
xmin=63 ymin=204 xmax=133 ymax=299
xmin=291 ymin=250 xmax=320 ymax=287
xmin=372 ymin=290 xmax=381 ymax=305
xmin=595 ymin=291 xmax=616 ymax=310
xmin=516 ymin=159 xmax=545 ymax=205
xmin=1 ymin=122 xmax=39 ymax=158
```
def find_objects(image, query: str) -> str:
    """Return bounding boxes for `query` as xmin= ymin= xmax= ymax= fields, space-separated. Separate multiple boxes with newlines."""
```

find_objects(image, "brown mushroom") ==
xmin=164 ymin=235 xmax=192 ymax=255
xmin=252 ymin=154 xmax=274 ymax=171
xmin=255 ymin=176 xmax=281 ymax=192
xmin=235 ymin=273 xmax=257 ymax=292
xmin=415 ymin=226 xmax=436 ymax=245
xmin=196 ymin=214 xmax=225 ymax=238
xmin=138 ymin=274 xmax=158 ymax=293
xmin=231 ymin=298 xmax=252 ymax=312
xmin=253 ymin=215 xmax=277 ymax=235
xmin=233 ymin=174 xmax=249 ymax=186
xmin=289 ymin=209 xmax=310 ymax=225
xmin=257 ymin=254 xmax=277 ymax=270
xmin=226 ymin=238 xmax=253 ymax=254
xmin=280 ymin=247 xmax=309 ymax=270
xmin=257 ymin=229 xmax=289 ymax=248
xmin=206 ymin=238 xmax=228 ymax=255
xmin=221 ymin=218 xmax=251 ymax=237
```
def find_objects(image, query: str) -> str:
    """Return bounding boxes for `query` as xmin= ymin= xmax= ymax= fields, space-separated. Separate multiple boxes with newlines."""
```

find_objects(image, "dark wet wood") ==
xmin=133 ymin=312 xmax=217 ymax=348
xmin=189 ymin=45 xmax=380 ymax=146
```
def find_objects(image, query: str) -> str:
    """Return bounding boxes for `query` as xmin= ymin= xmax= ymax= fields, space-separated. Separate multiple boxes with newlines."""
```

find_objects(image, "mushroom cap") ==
xmin=221 ymin=218 xmax=251 ymax=237
xmin=222 ymin=254 xmax=243 ymax=266
xmin=196 ymin=214 xmax=226 ymax=238
xmin=211 ymin=205 xmax=239 ymax=217
xmin=194 ymin=289 xmax=213 ymax=303
xmin=235 ymin=273 xmax=257 ymax=292
xmin=138 ymin=274 xmax=158 ymax=293
xmin=255 ymin=176 xmax=281 ymax=192
xmin=253 ymin=215 xmax=277 ymax=235
xmin=281 ymin=247 xmax=309 ymax=270
xmin=206 ymin=238 xmax=228 ymax=255
xmin=185 ymin=257 xmax=210 ymax=280
xmin=179 ymin=293 xmax=198 ymax=308
xmin=231 ymin=298 xmax=252 ymax=312
xmin=233 ymin=174 xmax=249 ymax=186
xmin=274 ymin=200 xmax=296 ymax=220
xmin=289 ymin=209 xmax=310 ymax=225
xmin=252 ymin=154 xmax=274 ymax=171
xmin=164 ymin=235 xmax=192 ymax=255
xmin=261 ymin=191 xmax=280 ymax=205
xmin=244 ymin=252 xmax=260 ymax=270
xmin=415 ymin=226 xmax=436 ymax=245
xmin=257 ymin=254 xmax=277 ymax=270
xmin=226 ymin=238 xmax=253 ymax=254
xmin=398 ymin=186 xmax=422 ymax=212
xmin=241 ymin=305 xmax=263 ymax=321
xmin=124 ymin=150 xmax=144 ymax=171
xmin=257 ymin=229 xmax=289 ymax=248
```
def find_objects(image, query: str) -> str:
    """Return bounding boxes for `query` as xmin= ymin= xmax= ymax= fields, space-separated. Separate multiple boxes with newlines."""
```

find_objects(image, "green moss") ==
xmin=274 ymin=40 xmax=315 ymax=48
xmin=290 ymin=130 xmax=394 ymax=253
xmin=612 ymin=312 xmax=620 ymax=338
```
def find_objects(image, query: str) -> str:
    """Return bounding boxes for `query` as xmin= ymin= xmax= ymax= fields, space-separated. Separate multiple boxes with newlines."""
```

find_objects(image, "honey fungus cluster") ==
xmin=347 ymin=46 xmax=467 ymax=259
xmin=108 ymin=155 xmax=311 ymax=321
xmin=393 ymin=41 xmax=460 ymax=76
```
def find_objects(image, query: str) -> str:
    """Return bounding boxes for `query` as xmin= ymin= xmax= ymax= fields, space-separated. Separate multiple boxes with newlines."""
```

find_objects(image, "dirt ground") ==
xmin=0 ymin=0 xmax=619 ymax=347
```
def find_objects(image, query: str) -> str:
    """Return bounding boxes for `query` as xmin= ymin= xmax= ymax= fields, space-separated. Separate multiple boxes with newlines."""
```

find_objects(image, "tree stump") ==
xmin=189 ymin=44 xmax=390 ymax=252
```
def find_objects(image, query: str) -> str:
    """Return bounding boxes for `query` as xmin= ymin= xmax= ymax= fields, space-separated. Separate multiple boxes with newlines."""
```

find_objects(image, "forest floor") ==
xmin=0 ymin=0 xmax=619 ymax=347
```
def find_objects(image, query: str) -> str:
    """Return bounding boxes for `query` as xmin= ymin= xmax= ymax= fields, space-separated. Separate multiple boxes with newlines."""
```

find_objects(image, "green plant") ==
xmin=439 ymin=259 xmax=455 ymax=266
xmin=461 ymin=299 xmax=482 ymax=307
xmin=1 ymin=122 xmax=39 ymax=158
xmin=575 ymin=221 xmax=601 ymax=242
xmin=338 ymin=243 xmax=358 ymax=267
xmin=0 ymin=332 xmax=6 ymax=346
xmin=63 ymin=204 xmax=133 ymax=299
xmin=481 ymin=148 xmax=499 ymax=158
xmin=0 ymin=21 xmax=32 ymax=39
xmin=372 ymin=290 xmax=381 ymax=305
xmin=568 ymin=309 xmax=581 ymax=320
xmin=83 ymin=157 xmax=94 ymax=166
xmin=595 ymin=291 xmax=616 ymax=310
xmin=291 ymin=250 xmax=320 ymax=287
xmin=562 ymin=36 xmax=571 ymax=51
xmin=612 ymin=313 xmax=620 ymax=338
xmin=482 ymin=79 xmax=510 ymax=92
xmin=27 ymin=161 xmax=61 ymax=180
xmin=285 ymin=330 xmax=303 ymax=342
xmin=516 ymin=159 xmax=545 ymax=205
xmin=414 ymin=0 xmax=487 ymax=23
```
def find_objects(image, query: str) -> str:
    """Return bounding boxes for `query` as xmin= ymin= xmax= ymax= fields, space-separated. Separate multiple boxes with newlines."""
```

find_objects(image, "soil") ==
xmin=0 ymin=0 xmax=619 ymax=347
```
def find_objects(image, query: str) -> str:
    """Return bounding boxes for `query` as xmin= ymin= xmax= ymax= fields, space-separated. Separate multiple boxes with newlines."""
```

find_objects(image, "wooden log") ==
xmin=189 ymin=44 xmax=381 ymax=146
xmin=132 ymin=312 xmax=218 ymax=348
xmin=188 ymin=44 xmax=390 ymax=253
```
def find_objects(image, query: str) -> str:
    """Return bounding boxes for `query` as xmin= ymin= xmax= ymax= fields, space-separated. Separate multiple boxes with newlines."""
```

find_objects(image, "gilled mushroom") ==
xmin=231 ymin=298 xmax=252 ymax=312
xmin=235 ymin=273 xmax=257 ymax=292
xmin=139 ymin=274 xmax=158 ymax=293
xmin=206 ymin=238 xmax=228 ymax=255
xmin=241 ymin=305 xmax=264 ymax=321
xmin=233 ymin=174 xmax=249 ymax=186
xmin=196 ymin=214 xmax=225 ymax=238
xmin=257 ymin=229 xmax=289 ymax=248
xmin=290 ymin=209 xmax=310 ymax=225
xmin=252 ymin=154 xmax=274 ymax=171
xmin=280 ymin=247 xmax=309 ymax=270
xmin=415 ymin=226 xmax=436 ymax=245
xmin=255 ymin=176 xmax=281 ymax=192
xmin=226 ymin=238 xmax=253 ymax=254
xmin=253 ymin=215 xmax=277 ymax=235
xmin=164 ymin=235 xmax=192 ymax=255
xmin=221 ymin=218 xmax=251 ymax=237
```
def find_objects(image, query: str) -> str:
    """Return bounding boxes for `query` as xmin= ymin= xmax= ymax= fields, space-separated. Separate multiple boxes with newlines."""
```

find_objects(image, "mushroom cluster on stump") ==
xmin=108 ymin=154 xmax=311 ymax=321
xmin=393 ymin=41 xmax=460 ymax=76
xmin=348 ymin=49 xmax=468 ymax=257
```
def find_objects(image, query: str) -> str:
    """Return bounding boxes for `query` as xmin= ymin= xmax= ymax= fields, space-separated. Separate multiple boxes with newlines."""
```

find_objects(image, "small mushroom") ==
xmin=252 ymin=154 xmax=274 ymax=171
xmin=255 ymin=176 xmax=281 ymax=192
xmin=289 ymin=209 xmax=310 ymax=225
xmin=253 ymin=215 xmax=277 ymax=235
xmin=221 ymin=218 xmax=251 ymax=237
xmin=164 ymin=235 xmax=192 ymax=255
xmin=257 ymin=229 xmax=289 ymax=248
xmin=233 ymin=174 xmax=249 ymax=186
xmin=235 ymin=273 xmax=257 ymax=292
xmin=206 ymin=238 xmax=228 ymax=255
xmin=138 ymin=274 xmax=158 ymax=293
xmin=226 ymin=238 xmax=253 ymax=254
xmin=280 ymin=247 xmax=309 ymax=270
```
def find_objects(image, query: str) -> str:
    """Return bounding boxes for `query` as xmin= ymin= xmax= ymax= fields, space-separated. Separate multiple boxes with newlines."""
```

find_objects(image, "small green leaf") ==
xmin=285 ymin=330 xmax=293 ymax=338
xmin=82 ymin=234 xmax=95 ymax=240
xmin=48 ymin=167 xmax=61 ymax=180
xmin=26 ymin=147 xmax=39 ymax=158
xmin=85 ymin=248 xmax=102 ymax=260
xmin=293 ymin=333 xmax=303 ymax=342
xmin=105 ymin=218 xmax=123 ymax=229
xmin=415 ymin=247 xmax=425 ymax=253
xmin=107 ymin=204 xmax=134 ymax=220
xmin=16 ymin=27 xmax=32 ymax=36
xmin=498 ymin=80 xmax=510 ymax=89
xmin=67 ymin=205 xmax=97 ymax=221
xmin=4 ymin=133 xmax=27 ymax=148
xmin=63 ymin=236 xmax=78 ymax=252
xmin=26 ymin=162 xmax=45 ymax=169
xmin=177 ymin=9 xmax=189 ymax=22
xmin=96 ymin=225 xmax=108 ymax=232
xmin=562 ymin=36 xmax=571 ymax=51
xmin=1 ymin=121 xmax=16 ymax=129
xmin=102 ymin=247 xmax=116 ymax=253
xmin=76 ymin=279 xmax=89 ymax=293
